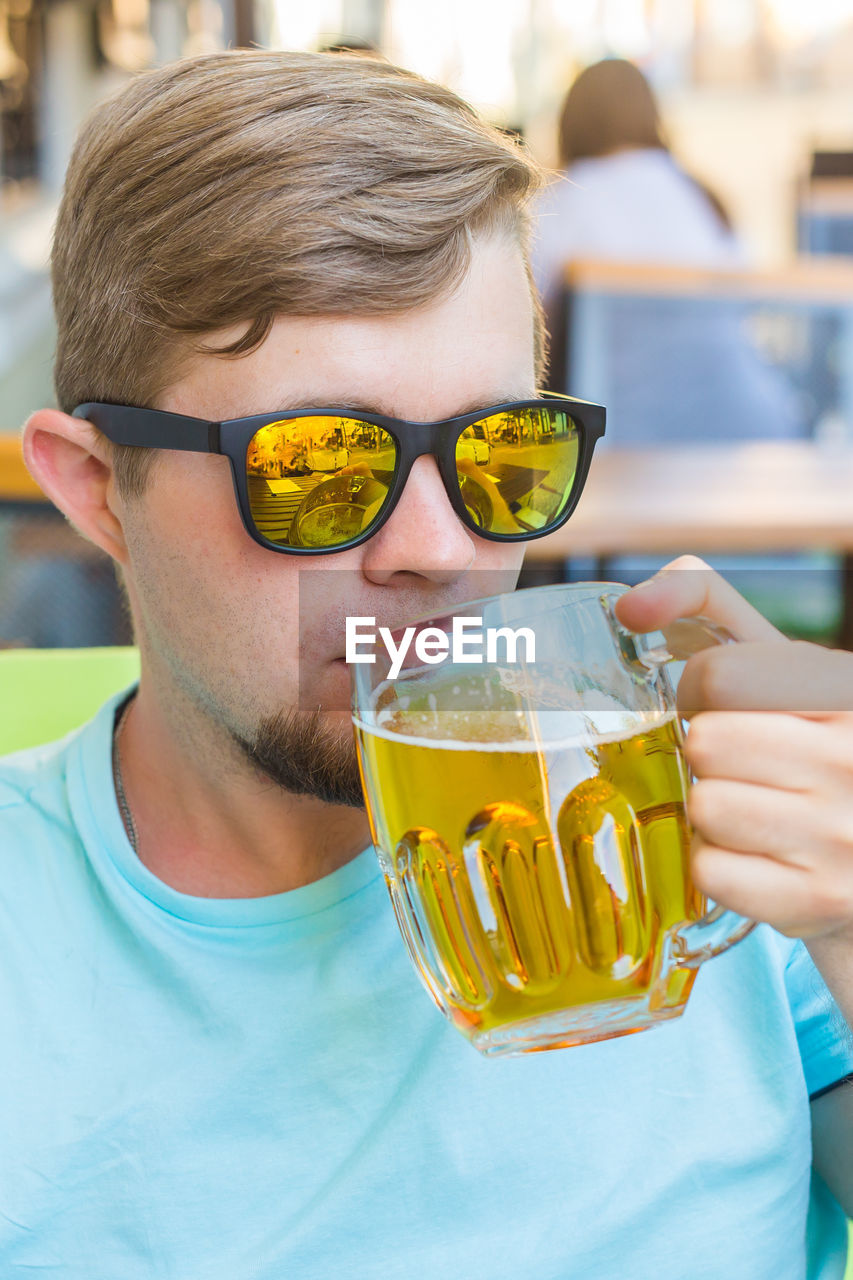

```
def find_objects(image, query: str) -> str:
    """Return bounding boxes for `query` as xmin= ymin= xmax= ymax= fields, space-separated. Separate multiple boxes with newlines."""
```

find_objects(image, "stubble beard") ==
xmin=232 ymin=706 xmax=366 ymax=808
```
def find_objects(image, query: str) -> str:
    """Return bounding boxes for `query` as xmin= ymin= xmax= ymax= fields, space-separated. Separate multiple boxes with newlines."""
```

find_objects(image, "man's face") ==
xmin=118 ymin=234 xmax=537 ymax=804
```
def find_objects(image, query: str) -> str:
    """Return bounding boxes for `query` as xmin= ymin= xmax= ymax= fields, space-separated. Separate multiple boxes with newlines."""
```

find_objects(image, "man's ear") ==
xmin=21 ymin=409 xmax=130 ymax=566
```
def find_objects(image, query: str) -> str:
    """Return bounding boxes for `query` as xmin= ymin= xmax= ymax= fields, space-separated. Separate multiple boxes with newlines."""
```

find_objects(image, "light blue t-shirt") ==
xmin=0 ymin=690 xmax=851 ymax=1279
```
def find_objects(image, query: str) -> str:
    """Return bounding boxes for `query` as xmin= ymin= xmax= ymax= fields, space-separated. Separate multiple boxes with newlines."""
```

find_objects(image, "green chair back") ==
xmin=0 ymin=647 xmax=140 ymax=755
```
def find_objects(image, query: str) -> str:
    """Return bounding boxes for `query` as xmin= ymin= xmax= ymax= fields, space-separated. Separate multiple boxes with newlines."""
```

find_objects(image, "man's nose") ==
xmin=360 ymin=455 xmax=476 ymax=585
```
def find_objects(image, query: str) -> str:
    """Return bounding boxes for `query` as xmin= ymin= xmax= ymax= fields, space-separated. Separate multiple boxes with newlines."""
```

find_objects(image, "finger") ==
xmin=613 ymin=555 xmax=783 ymax=643
xmin=455 ymin=459 xmax=515 ymax=519
xmin=687 ymin=778 xmax=813 ymax=866
xmin=691 ymin=844 xmax=824 ymax=936
xmin=455 ymin=458 xmax=482 ymax=477
xmin=684 ymin=711 xmax=829 ymax=792
xmin=678 ymin=640 xmax=853 ymax=718
xmin=691 ymin=841 xmax=852 ymax=938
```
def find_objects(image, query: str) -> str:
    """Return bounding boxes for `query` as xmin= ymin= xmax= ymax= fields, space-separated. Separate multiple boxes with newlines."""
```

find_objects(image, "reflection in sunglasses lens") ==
xmin=246 ymin=417 xmax=396 ymax=548
xmin=455 ymin=410 xmax=579 ymax=536
xmin=246 ymin=408 xmax=580 ymax=549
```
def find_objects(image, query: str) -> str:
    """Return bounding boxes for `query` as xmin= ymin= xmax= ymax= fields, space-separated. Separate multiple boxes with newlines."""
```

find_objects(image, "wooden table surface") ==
xmin=523 ymin=442 xmax=853 ymax=561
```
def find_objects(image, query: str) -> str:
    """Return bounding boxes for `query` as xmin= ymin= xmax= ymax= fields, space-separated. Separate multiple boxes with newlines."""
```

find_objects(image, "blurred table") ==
xmin=525 ymin=442 xmax=853 ymax=557
xmin=523 ymin=441 xmax=853 ymax=647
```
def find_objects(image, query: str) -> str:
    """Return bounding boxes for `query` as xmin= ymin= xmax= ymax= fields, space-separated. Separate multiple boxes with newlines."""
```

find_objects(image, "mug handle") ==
xmin=603 ymin=600 xmax=756 ymax=968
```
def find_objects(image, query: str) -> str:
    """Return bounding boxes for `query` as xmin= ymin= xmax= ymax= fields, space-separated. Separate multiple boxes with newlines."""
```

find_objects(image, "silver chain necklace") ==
xmin=112 ymin=696 xmax=140 ymax=854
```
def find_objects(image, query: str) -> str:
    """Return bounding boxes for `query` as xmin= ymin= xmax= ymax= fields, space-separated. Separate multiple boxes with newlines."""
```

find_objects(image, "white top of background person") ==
xmin=531 ymin=57 xmax=743 ymax=312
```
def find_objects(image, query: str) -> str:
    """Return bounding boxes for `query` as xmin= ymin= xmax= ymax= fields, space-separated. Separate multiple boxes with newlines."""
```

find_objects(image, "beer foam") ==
xmin=353 ymin=706 xmax=676 ymax=751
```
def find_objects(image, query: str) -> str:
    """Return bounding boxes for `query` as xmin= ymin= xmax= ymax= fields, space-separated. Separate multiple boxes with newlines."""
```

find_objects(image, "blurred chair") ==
xmin=541 ymin=257 xmax=853 ymax=639
xmin=0 ymin=646 xmax=139 ymax=754
xmin=798 ymin=180 xmax=853 ymax=258
xmin=798 ymin=153 xmax=853 ymax=258
xmin=550 ymin=258 xmax=853 ymax=446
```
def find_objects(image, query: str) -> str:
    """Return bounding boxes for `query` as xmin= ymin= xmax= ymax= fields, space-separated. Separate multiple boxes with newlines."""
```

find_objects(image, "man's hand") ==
xmin=616 ymin=557 xmax=853 ymax=1217
xmin=455 ymin=457 xmax=518 ymax=530
xmin=614 ymin=556 xmax=853 ymax=955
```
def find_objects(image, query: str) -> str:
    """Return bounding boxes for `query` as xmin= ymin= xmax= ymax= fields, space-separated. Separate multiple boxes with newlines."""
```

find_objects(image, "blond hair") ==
xmin=52 ymin=49 xmax=546 ymax=495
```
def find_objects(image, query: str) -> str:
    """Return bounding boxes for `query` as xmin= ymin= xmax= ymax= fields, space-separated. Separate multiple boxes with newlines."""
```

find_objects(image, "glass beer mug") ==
xmin=351 ymin=583 xmax=754 ymax=1057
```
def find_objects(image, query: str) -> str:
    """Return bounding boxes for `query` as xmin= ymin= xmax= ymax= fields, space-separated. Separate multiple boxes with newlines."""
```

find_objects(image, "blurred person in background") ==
xmin=532 ymin=57 xmax=741 ymax=312
xmin=533 ymin=57 xmax=801 ymax=444
xmin=318 ymin=36 xmax=380 ymax=55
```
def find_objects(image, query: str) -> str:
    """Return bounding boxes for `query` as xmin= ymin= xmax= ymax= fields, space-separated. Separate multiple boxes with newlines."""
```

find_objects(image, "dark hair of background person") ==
xmin=318 ymin=37 xmax=379 ymax=55
xmin=557 ymin=58 xmax=732 ymax=232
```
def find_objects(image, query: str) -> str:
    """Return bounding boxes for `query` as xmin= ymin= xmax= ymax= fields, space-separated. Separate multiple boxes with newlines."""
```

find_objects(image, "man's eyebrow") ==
xmin=251 ymin=393 xmax=536 ymax=420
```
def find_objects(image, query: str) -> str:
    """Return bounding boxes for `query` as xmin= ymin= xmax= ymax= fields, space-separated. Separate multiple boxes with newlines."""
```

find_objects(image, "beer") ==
xmin=354 ymin=699 xmax=705 ymax=1054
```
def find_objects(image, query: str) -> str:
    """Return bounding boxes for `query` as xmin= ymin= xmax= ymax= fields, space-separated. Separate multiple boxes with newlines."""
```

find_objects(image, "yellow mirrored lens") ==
xmin=246 ymin=417 xmax=396 ymax=548
xmin=455 ymin=410 xmax=579 ymax=536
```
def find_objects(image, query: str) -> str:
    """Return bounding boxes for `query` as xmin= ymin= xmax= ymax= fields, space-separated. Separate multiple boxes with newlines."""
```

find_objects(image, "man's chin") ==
xmin=232 ymin=705 xmax=365 ymax=808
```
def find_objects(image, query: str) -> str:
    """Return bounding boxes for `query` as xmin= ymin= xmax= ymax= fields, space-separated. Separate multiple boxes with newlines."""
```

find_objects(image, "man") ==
xmin=3 ymin=49 xmax=852 ymax=1278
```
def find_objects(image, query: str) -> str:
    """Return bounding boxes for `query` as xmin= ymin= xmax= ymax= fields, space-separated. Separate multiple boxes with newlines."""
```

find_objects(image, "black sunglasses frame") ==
xmin=73 ymin=394 xmax=606 ymax=556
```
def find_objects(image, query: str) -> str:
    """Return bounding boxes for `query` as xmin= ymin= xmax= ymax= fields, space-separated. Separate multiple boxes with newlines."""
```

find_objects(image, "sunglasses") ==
xmin=72 ymin=394 xmax=605 ymax=555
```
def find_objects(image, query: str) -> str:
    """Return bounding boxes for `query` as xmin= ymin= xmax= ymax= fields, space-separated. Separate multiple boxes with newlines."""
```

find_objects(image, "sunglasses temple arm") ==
xmin=73 ymin=404 xmax=220 ymax=453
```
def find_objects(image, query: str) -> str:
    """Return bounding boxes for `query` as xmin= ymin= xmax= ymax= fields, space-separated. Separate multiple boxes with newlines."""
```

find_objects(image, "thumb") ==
xmin=613 ymin=556 xmax=784 ymax=643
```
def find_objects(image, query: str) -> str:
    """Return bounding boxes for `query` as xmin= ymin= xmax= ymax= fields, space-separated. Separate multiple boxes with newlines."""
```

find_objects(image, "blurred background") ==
xmin=3 ymin=0 xmax=853 ymax=649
